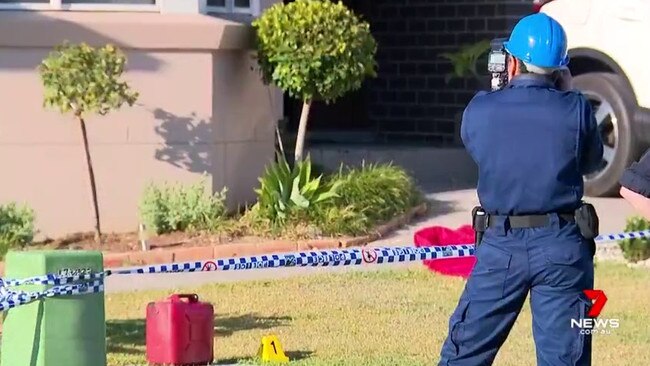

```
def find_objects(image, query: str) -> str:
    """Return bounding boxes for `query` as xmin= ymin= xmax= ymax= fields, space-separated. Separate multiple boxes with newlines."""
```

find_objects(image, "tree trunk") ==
xmin=294 ymin=100 xmax=312 ymax=162
xmin=78 ymin=116 xmax=102 ymax=244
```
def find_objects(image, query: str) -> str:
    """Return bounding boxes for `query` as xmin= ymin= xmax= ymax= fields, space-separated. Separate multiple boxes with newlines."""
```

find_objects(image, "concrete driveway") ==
xmin=105 ymin=189 xmax=636 ymax=293
xmin=370 ymin=189 xmax=634 ymax=247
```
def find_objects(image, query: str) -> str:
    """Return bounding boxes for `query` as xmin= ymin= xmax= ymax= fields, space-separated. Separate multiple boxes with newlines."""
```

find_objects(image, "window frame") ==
xmin=0 ymin=0 xmax=160 ymax=12
xmin=206 ymin=0 xmax=259 ymax=16
xmin=0 ymin=0 xmax=260 ymax=13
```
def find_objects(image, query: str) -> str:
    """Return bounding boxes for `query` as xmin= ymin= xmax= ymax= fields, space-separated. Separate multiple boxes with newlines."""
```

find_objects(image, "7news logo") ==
xmin=570 ymin=289 xmax=620 ymax=335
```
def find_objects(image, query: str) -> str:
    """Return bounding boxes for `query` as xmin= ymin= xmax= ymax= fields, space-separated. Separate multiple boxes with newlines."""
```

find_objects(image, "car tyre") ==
xmin=572 ymin=72 xmax=641 ymax=197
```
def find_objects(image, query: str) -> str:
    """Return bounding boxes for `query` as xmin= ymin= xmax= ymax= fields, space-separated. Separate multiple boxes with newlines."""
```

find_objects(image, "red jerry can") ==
xmin=146 ymin=294 xmax=215 ymax=366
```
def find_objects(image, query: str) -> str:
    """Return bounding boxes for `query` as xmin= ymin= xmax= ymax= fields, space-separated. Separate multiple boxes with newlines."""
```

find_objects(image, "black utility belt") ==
xmin=471 ymin=203 xmax=600 ymax=246
xmin=487 ymin=213 xmax=574 ymax=229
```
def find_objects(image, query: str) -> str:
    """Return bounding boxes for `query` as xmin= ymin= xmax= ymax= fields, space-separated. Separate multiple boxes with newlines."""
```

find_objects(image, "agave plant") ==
xmin=254 ymin=153 xmax=341 ymax=222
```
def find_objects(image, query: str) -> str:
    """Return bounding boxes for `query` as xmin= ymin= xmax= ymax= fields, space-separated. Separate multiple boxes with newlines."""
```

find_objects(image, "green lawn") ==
xmin=107 ymin=263 xmax=650 ymax=366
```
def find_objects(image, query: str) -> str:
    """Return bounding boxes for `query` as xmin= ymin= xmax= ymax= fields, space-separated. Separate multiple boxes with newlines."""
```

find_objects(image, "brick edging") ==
xmin=103 ymin=202 xmax=428 ymax=268
xmin=0 ymin=203 xmax=428 ymax=275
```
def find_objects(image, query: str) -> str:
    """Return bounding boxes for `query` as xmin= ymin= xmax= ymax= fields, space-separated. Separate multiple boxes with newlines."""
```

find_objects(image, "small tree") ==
xmin=39 ymin=42 xmax=139 ymax=244
xmin=253 ymin=0 xmax=377 ymax=162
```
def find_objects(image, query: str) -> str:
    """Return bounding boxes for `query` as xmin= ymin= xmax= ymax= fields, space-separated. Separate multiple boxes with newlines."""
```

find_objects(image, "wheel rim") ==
xmin=582 ymin=90 xmax=618 ymax=183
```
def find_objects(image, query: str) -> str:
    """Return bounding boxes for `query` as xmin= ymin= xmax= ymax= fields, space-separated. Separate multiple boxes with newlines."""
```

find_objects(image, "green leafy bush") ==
xmin=330 ymin=162 xmax=421 ymax=225
xmin=252 ymin=0 xmax=377 ymax=161
xmin=307 ymin=204 xmax=368 ymax=237
xmin=39 ymin=42 xmax=138 ymax=117
xmin=254 ymin=153 xmax=340 ymax=223
xmin=245 ymin=158 xmax=422 ymax=238
xmin=619 ymin=216 xmax=650 ymax=263
xmin=0 ymin=203 xmax=36 ymax=258
xmin=139 ymin=179 xmax=227 ymax=235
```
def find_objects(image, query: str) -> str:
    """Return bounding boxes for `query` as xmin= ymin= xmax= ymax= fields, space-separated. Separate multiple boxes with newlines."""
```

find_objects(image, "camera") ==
xmin=488 ymin=38 xmax=509 ymax=91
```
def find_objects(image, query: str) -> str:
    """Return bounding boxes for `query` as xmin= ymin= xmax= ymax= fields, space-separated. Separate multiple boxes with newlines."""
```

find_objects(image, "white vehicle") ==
xmin=538 ymin=0 xmax=650 ymax=196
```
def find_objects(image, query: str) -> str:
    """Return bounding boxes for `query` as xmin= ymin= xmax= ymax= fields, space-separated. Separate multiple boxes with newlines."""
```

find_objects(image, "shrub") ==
xmin=246 ymin=159 xmax=422 ymax=238
xmin=252 ymin=0 xmax=377 ymax=161
xmin=0 ymin=203 xmax=36 ymax=258
xmin=139 ymin=178 xmax=227 ymax=235
xmin=307 ymin=204 xmax=368 ymax=237
xmin=330 ymin=162 xmax=421 ymax=225
xmin=619 ymin=216 xmax=650 ymax=263
xmin=254 ymin=153 xmax=340 ymax=224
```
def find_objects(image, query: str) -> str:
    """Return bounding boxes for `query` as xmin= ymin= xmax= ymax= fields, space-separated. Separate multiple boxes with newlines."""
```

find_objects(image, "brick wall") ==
xmin=363 ymin=0 xmax=534 ymax=145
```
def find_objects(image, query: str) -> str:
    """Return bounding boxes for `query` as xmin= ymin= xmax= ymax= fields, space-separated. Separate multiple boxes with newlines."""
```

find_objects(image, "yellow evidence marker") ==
xmin=258 ymin=335 xmax=290 ymax=363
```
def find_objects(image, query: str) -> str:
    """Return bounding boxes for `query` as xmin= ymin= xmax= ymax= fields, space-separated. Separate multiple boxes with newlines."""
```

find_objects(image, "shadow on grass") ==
xmin=106 ymin=319 xmax=145 ymax=354
xmin=215 ymin=313 xmax=292 ymax=337
xmin=215 ymin=351 xmax=314 ymax=365
xmin=106 ymin=314 xmax=293 ymax=355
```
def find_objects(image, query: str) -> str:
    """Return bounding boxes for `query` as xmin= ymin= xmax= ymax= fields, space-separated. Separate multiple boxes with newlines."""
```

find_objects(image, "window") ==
xmin=63 ymin=0 xmax=155 ymax=3
xmin=0 ymin=0 xmax=159 ymax=11
xmin=207 ymin=0 xmax=259 ymax=15
xmin=0 ymin=0 xmax=259 ymax=13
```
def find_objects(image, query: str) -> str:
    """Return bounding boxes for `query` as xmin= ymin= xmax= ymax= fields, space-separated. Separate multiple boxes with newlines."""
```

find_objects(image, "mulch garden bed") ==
xmin=29 ymin=203 xmax=430 ymax=255
xmin=31 ymin=231 xmax=246 ymax=253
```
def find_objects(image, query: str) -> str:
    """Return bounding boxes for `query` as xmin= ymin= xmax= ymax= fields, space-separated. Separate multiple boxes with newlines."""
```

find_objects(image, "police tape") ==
xmin=0 ymin=277 xmax=104 ymax=312
xmin=1 ymin=229 xmax=649 ymax=312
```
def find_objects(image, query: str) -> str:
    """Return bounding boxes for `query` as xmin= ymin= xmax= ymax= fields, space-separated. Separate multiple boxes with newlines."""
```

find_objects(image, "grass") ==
xmin=106 ymin=262 xmax=650 ymax=366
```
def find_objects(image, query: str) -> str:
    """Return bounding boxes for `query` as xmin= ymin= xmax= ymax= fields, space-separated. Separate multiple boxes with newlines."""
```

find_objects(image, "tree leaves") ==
xmin=38 ymin=42 xmax=139 ymax=118
xmin=252 ymin=0 xmax=378 ymax=104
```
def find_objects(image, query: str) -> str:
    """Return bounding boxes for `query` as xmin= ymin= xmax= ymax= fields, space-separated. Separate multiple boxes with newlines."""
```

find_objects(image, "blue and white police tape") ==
xmin=101 ymin=228 xmax=650 ymax=276
xmin=3 ymin=270 xmax=107 ymax=287
xmin=110 ymin=242 xmax=475 ymax=275
xmin=0 ymin=244 xmax=476 ymax=312
xmin=1 ymin=229 xmax=649 ymax=312
xmin=0 ymin=277 xmax=103 ymax=312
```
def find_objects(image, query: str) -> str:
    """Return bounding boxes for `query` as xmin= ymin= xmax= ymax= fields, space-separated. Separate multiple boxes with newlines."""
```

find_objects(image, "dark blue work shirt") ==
xmin=461 ymin=74 xmax=604 ymax=215
xmin=620 ymin=149 xmax=650 ymax=197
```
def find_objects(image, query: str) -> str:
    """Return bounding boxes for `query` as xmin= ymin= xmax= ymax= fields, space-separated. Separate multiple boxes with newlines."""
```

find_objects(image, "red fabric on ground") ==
xmin=413 ymin=225 xmax=477 ymax=278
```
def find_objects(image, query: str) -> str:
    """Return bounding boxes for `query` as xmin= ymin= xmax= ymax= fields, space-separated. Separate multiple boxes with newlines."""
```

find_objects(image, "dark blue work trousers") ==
xmin=439 ymin=214 xmax=594 ymax=366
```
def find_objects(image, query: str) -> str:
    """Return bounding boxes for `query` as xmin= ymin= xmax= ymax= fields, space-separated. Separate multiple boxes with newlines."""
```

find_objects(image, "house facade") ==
xmin=0 ymin=0 xmax=533 ymax=237
xmin=0 ymin=0 xmax=283 ymax=237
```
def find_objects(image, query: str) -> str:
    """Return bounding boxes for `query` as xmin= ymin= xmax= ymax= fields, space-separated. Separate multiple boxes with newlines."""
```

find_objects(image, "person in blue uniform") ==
xmin=620 ymin=149 xmax=650 ymax=219
xmin=438 ymin=13 xmax=604 ymax=366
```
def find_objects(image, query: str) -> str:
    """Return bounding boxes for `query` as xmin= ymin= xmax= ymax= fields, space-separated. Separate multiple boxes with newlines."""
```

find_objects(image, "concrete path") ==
xmin=105 ymin=189 xmax=636 ymax=293
xmin=370 ymin=189 xmax=634 ymax=247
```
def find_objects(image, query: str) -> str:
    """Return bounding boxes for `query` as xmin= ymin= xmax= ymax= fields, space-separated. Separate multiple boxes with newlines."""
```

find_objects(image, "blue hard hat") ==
xmin=503 ymin=13 xmax=569 ymax=68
